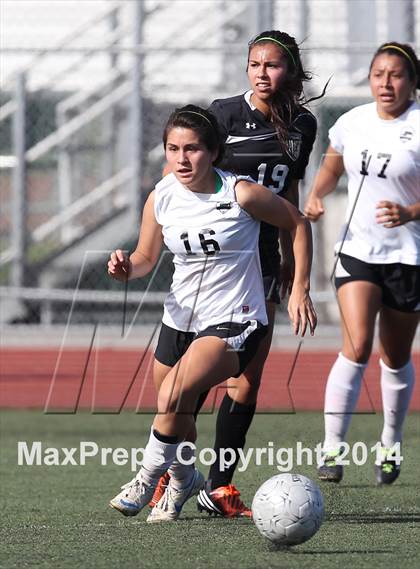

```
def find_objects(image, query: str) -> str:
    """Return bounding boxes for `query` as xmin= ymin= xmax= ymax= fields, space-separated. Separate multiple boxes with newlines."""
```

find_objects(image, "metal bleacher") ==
xmin=1 ymin=0 xmax=418 ymax=325
xmin=0 ymin=0 xmax=266 ymax=324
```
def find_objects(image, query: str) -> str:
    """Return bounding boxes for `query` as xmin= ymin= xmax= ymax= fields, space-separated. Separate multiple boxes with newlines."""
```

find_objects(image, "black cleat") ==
xmin=318 ymin=450 xmax=343 ymax=483
xmin=375 ymin=447 xmax=401 ymax=485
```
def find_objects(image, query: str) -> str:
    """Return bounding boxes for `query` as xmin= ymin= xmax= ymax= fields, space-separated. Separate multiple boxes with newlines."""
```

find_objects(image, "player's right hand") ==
xmin=303 ymin=194 xmax=324 ymax=222
xmin=287 ymin=285 xmax=317 ymax=337
xmin=107 ymin=249 xmax=131 ymax=281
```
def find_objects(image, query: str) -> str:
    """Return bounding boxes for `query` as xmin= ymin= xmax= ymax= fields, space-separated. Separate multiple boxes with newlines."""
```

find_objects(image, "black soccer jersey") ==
xmin=208 ymin=91 xmax=317 ymax=278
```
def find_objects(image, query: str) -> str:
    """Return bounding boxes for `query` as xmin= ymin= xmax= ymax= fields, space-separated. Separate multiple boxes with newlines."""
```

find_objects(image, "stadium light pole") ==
xmin=130 ymin=0 xmax=144 ymax=227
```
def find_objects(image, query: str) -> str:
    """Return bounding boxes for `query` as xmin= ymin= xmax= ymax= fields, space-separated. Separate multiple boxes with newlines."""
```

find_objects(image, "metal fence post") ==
xmin=385 ymin=0 xmax=414 ymax=43
xmin=57 ymin=104 xmax=74 ymax=244
xmin=347 ymin=0 xmax=377 ymax=82
xmin=254 ymin=0 xmax=274 ymax=33
xmin=297 ymin=0 xmax=308 ymax=45
xmin=130 ymin=0 xmax=144 ymax=229
xmin=104 ymin=3 xmax=120 ymax=187
xmin=11 ymin=72 xmax=27 ymax=289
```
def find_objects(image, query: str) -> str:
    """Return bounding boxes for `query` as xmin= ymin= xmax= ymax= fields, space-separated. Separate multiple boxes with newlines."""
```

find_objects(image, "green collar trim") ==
xmin=215 ymin=172 xmax=223 ymax=193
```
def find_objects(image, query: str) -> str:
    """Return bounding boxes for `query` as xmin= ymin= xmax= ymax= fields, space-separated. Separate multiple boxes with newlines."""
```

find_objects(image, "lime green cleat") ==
xmin=374 ymin=446 xmax=401 ymax=485
xmin=318 ymin=449 xmax=343 ymax=483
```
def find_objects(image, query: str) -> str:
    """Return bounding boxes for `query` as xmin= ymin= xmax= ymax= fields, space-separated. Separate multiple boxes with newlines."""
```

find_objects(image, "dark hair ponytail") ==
xmin=247 ymin=30 xmax=326 ymax=151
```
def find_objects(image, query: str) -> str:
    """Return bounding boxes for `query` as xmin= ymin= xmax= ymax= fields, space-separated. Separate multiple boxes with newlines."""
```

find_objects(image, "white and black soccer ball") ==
xmin=251 ymin=473 xmax=324 ymax=546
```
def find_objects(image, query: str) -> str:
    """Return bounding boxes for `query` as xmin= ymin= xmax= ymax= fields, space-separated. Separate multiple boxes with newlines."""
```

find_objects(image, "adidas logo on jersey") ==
xmin=245 ymin=122 xmax=256 ymax=129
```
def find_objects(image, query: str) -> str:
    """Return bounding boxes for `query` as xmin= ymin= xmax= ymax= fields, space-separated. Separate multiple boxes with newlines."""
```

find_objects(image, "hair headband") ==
xmin=178 ymin=110 xmax=213 ymax=127
xmin=253 ymin=37 xmax=296 ymax=68
xmin=380 ymin=44 xmax=417 ymax=76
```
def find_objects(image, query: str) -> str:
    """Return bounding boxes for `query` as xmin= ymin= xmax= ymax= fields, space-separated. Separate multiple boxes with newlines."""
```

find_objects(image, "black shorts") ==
xmin=155 ymin=320 xmax=268 ymax=377
xmin=259 ymin=231 xmax=281 ymax=304
xmin=334 ymin=253 xmax=420 ymax=313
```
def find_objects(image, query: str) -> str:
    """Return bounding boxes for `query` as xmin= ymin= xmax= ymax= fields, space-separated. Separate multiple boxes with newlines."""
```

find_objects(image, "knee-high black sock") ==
xmin=208 ymin=393 xmax=256 ymax=489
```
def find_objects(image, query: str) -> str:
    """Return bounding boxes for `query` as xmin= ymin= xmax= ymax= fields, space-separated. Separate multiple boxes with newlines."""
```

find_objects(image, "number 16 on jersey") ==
xmin=180 ymin=229 xmax=221 ymax=256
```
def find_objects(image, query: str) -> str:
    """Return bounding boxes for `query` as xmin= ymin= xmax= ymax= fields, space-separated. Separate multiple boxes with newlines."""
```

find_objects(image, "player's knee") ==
xmin=343 ymin=339 xmax=372 ymax=364
xmin=228 ymin=371 xmax=262 ymax=404
xmin=242 ymin=386 xmax=260 ymax=405
xmin=157 ymin=380 xmax=197 ymax=414
xmin=243 ymin=358 xmax=265 ymax=385
xmin=157 ymin=381 xmax=179 ymax=414
xmin=380 ymin=352 xmax=411 ymax=370
xmin=242 ymin=373 xmax=262 ymax=396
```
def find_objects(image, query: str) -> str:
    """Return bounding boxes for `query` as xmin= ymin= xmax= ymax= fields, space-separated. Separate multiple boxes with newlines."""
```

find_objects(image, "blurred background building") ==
xmin=1 ymin=0 xmax=419 ymax=330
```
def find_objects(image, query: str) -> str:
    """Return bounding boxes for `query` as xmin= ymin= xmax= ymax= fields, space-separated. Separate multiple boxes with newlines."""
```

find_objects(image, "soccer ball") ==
xmin=251 ymin=473 xmax=324 ymax=546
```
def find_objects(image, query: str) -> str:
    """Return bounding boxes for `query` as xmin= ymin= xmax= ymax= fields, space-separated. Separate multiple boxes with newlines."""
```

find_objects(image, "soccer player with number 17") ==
xmin=305 ymin=42 xmax=420 ymax=485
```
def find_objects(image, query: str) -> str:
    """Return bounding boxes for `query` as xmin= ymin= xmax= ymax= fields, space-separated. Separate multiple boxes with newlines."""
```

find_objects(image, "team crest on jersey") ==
xmin=400 ymin=126 xmax=414 ymax=143
xmin=286 ymin=133 xmax=302 ymax=161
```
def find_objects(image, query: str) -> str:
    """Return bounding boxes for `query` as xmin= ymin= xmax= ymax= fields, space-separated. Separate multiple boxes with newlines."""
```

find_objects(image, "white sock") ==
xmin=137 ymin=428 xmax=180 ymax=486
xmin=380 ymin=358 xmax=415 ymax=448
xmin=323 ymin=352 xmax=367 ymax=453
xmin=168 ymin=442 xmax=196 ymax=489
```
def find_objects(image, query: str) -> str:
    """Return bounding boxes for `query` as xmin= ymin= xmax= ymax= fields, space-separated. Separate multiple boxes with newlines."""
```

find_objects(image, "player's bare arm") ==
xmin=278 ymin=179 xmax=299 ymax=298
xmin=304 ymin=147 xmax=345 ymax=221
xmin=236 ymin=180 xmax=316 ymax=336
xmin=107 ymin=192 xmax=163 ymax=281
xmin=376 ymin=200 xmax=420 ymax=228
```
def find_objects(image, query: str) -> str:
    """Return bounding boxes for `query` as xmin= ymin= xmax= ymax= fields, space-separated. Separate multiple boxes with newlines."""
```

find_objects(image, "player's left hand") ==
xmin=287 ymin=285 xmax=317 ymax=337
xmin=376 ymin=201 xmax=412 ymax=228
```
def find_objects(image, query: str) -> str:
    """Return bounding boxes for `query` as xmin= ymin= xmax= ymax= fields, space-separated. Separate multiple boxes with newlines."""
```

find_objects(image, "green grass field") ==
xmin=1 ymin=410 xmax=419 ymax=569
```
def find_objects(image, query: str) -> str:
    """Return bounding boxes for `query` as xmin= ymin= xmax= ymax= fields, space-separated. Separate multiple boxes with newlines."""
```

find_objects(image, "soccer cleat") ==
xmin=147 ymin=469 xmax=204 ymax=523
xmin=197 ymin=481 xmax=252 ymax=518
xmin=374 ymin=446 xmax=401 ymax=485
xmin=317 ymin=450 xmax=343 ymax=483
xmin=109 ymin=476 xmax=155 ymax=517
xmin=149 ymin=471 xmax=171 ymax=508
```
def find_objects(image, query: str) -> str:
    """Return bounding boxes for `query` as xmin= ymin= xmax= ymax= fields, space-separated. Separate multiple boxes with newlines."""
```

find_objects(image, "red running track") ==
xmin=1 ymin=348 xmax=419 ymax=412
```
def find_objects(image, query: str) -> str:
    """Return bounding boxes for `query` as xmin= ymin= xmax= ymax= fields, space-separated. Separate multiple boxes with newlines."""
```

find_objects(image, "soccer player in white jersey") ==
xmin=304 ymin=42 xmax=420 ymax=485
xmin=108 ymin=105 xmax=316 ymax=520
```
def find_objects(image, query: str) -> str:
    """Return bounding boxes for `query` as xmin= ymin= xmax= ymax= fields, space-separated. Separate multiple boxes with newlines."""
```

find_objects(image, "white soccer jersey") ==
xmin=329 ymin=101 xmax=420 ymax=265
xmin=154 ymin=168 xmax=268 ymax=333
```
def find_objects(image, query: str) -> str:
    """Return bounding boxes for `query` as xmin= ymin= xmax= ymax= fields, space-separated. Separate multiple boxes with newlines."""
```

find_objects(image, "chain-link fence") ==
xmin=1 ymin=0 xmax=419 ymax=327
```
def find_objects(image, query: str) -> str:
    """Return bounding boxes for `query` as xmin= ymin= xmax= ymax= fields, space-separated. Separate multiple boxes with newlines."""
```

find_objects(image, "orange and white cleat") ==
xmin=148 ymin=471 xmax=171 ymax=508
xmin=197 ymin=482 xmax=252 ymax=518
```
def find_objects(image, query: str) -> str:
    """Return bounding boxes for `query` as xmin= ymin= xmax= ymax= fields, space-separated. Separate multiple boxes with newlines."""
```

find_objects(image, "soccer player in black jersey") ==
xmin=197 ymin=30 xmax=317 ymax=517
xmin=149 ymin=30 xmax=319 ymax=518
